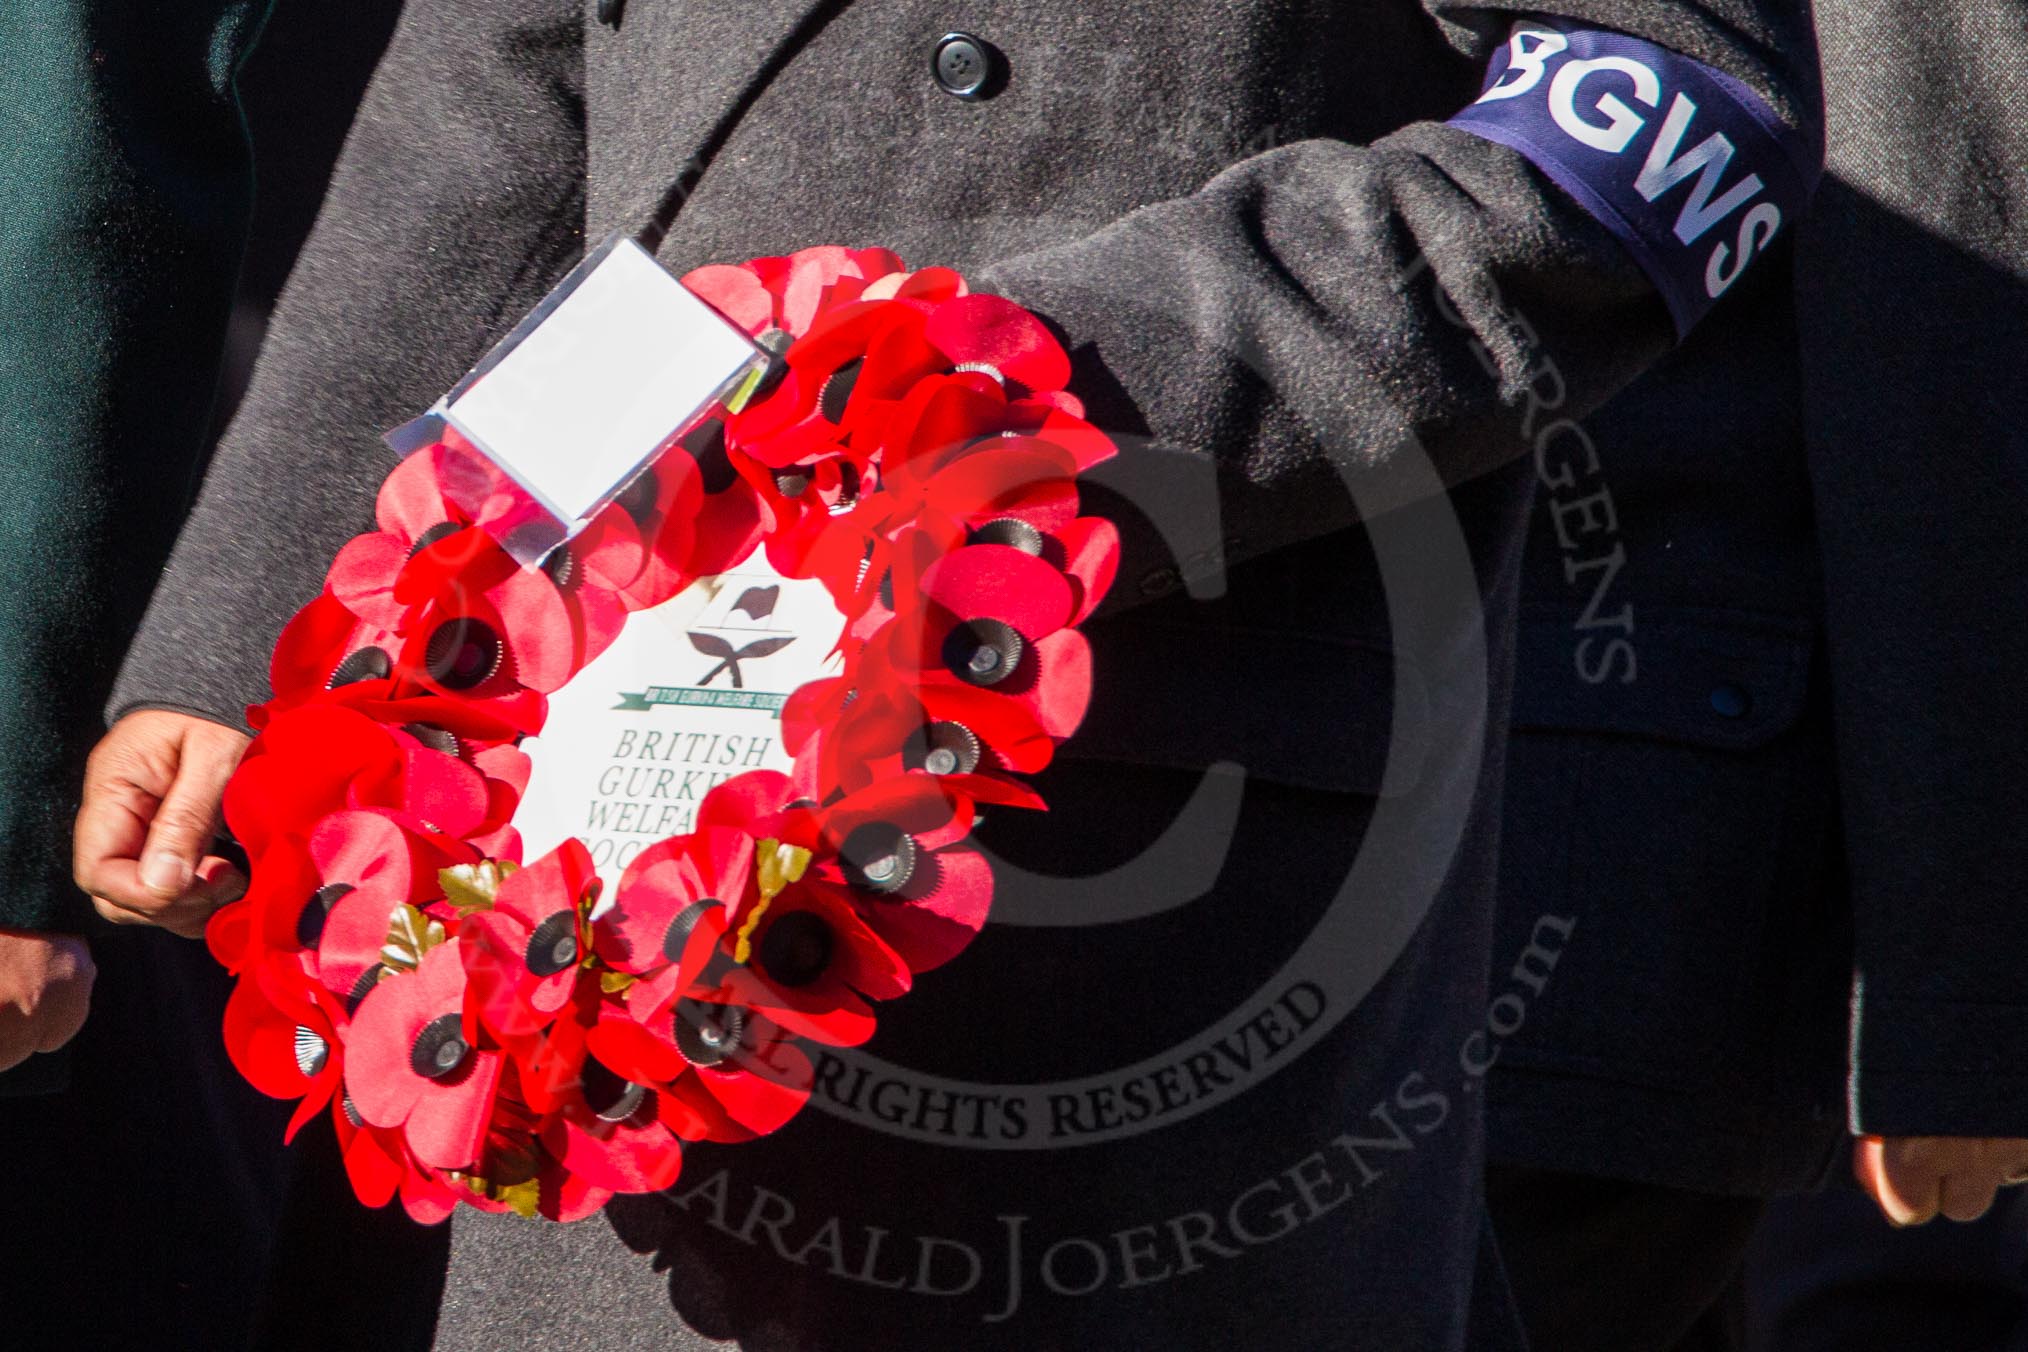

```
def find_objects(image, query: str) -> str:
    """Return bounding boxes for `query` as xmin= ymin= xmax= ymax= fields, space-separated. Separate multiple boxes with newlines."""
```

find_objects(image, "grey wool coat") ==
xmin=110 ymin=1 xmax=1820 ymax=1348
xmin=1490 ymin=0 xmax=2028 ymax=1198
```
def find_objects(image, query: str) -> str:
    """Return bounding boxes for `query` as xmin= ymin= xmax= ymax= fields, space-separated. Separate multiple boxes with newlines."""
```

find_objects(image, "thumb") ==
xmin=1858 ymin=1136 xmax=1943 ymax=1227
xmin=1854 ymin=1135 xmax=1888 ymax=1198
xmin=137 ymin=731 xmax=241 ymax=899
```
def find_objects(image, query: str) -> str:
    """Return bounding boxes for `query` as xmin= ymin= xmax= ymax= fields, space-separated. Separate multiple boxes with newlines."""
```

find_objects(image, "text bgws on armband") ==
xmin=1448 ymin=21 xmax=1819 ymax=336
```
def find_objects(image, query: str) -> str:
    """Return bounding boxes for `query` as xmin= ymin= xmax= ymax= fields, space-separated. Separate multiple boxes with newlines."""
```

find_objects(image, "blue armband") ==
xmin=1448 ymin=21 xmax=1819 ymax=336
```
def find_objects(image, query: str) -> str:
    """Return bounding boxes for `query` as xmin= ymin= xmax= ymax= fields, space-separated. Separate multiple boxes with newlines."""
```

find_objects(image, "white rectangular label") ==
xmin=444 ymin=238 xmax=761 ymax=524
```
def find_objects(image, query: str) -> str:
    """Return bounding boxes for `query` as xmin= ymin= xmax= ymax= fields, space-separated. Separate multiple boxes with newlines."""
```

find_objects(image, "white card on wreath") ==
xmin=511 ymin=552 xmax=846 ymax=889
xmin=388 ymin=235 xmax=769 ymax=567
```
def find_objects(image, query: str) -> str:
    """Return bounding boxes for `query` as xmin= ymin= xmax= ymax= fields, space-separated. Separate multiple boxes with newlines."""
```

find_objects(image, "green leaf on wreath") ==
xmin=440 ymin=860 xmax=521 ymax=916
xmin=381 ymin=902 xmax=447 ymax=973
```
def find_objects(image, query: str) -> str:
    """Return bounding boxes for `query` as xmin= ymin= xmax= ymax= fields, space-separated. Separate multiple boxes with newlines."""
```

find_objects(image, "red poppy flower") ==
xmin=802 ymin=440 xmax=1116 ymax=641
xmin=476 ymin=488 xmax=660 ymax=668
xmin=225 ymin=704 xmax=508 ymax=862
xmin=861 ymin=266 xmax=967 ymax=305
xmin=717 ymin=877 xmax=909 ymax=1046
xmin=521 ymin=519 xmax=642 ymax=673
xmin=651 ymin=998 xmax=816 ymax=1143
xmin=790 ymin=502 xmax=907 ymax=635
xmin=375 ymin=710 xmax=531 ymax=858
xmin=280 ymin=687 xmax=536 ymax=857
xmin=206 ymin=842 xmax=323 ymax=976
xmin=784 ymin=670 xmax=1058 ymax=802
xmin=222 ymin=951 xmax=348 ymax=1141
xmin=211 ymin=804 xmax=465 ymax=1000
xmin=462 ymin=841 xmax=600 ymax=1038
xmin=750 ymin=286 xmax=1058 ymax=462
xmin=879 ymin=540 xmax=1094 ymax=740
xmin=775 ymin=247 xmax=907 ymax=336
xmin=396 ymin=1152 xmax=466 ymax=1224
xmin=523 ymin=1001 xmax=686 ymax=1195
xmin=338 ymin=1106 xmax=489 ymax=1227
xmin=345 ymin=939 xmax=504 ymax=1172
xmin=748 ymin=300 xmax=939 ymax=453
xmin=218 ymin=248 xmax=1127 ymax=1220
xmin=325 ymin=448 xmax=485 ymax=632
xmin=686 ymin=247 xmax=907 ymax=342
xmin=232 ymin=695 xmax=400 ymax=854
xmin=535 ymin=1167 xmax=618 ymax=1222
xmin=312 ymin=685 xmax=531 ymax=757
xmin=873 ymin=373 xmax=1016 ymax=485
xmin=392 ymin=529 xmax=581 ymax=696
xmin=328 ymin=1093 xmax=412 ymax=1211
xmin=695 ymin=770 xmax=802 ymax=836
xmin=922 ymin=293 xmax=1071 ymax=396
xmin=592 ymin=428 xmax=737 ymax=610
xmin=910 ymin=445 xmax=1119 ymax=624
xmin=590 ymin=812 xmax=899 ymax=1049
xmin=264 ymin=593 xmax=398 ymax=716
xmin=794 ymin=775 xmax=994 ymax=975
xmin=593 ymin=826 xmax=753 ymax=1015
xmin=337 ymin=439 xmax=651 ymax=668
xmin=728 ymin=446 xmax=876 ymax=583
xmin=684 ymin=263 xmax=776 ymax=336
xmin=305 ymin=810 xmax=473 ymax=1010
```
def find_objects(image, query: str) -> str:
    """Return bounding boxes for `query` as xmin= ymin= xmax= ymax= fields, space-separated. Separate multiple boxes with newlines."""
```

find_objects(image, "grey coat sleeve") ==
xmin=978 ymin=0 xmax=1822 ymax=609
xmin=111 ymin=0 xmax=1820 ymax=728
xmin=108 ymin=0 xmax=588 ymax=731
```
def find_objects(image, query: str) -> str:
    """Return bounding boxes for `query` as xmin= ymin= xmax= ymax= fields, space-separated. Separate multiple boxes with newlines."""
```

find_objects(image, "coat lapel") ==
xmin=588 ymin=0 xmax=849 ymax=242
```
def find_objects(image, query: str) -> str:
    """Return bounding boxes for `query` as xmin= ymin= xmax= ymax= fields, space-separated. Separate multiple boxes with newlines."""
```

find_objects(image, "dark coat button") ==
xmin=933 ymin=33 xmax=995 ymax=99
xmin=1709 ymin=683 xmax=1752 ymax=719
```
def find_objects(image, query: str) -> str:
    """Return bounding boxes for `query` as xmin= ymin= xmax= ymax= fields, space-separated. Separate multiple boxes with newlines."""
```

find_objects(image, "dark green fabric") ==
xmin=0 ymin=0 xmax=266 ymax=930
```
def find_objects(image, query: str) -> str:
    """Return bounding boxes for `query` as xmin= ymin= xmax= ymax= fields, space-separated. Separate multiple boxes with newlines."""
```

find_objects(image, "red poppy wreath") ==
xmin=208 ymin=247 xmax=1120 ymax=1223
